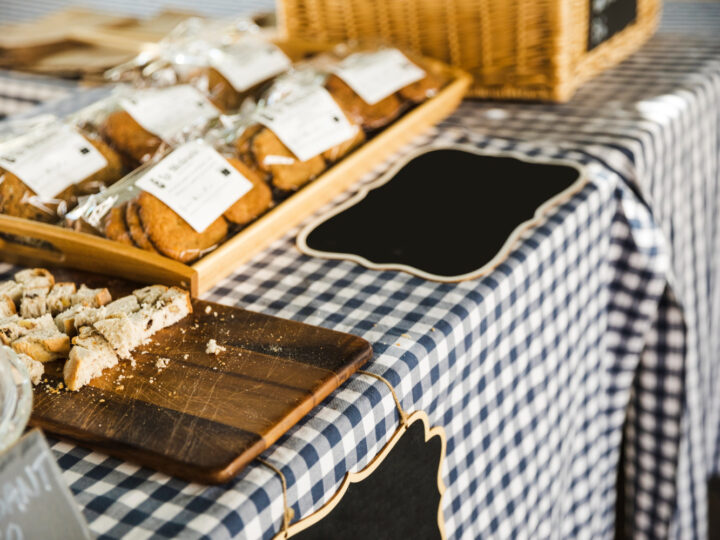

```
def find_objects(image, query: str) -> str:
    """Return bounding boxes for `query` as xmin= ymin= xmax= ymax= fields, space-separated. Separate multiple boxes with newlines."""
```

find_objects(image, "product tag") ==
xmin=121 ymin=85 xmax=219 ymax=142
xmin=210 ymin=40 xmax=291 ymax=92
xmin=0 ymin=125 xmax=107 ymax=199
xmin=0 ymin=429 xmax=93 ymax=540
xmin=333 ymin=49 xmax=425 ymax=105
xmin=257 ymin=87 xmax=356 ymax=161
xmin=135 ymin=141 xmax=253 ymax=233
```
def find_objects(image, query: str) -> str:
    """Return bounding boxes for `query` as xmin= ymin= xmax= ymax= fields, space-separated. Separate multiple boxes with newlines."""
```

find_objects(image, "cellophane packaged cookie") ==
xmin=0 ymin=113 xmax=125 ymax=222
xmin=320 ymin=44 xmax=451 ymax=131
xmin=105 ymin=17 xmax=294 ymax=112
xmin=65 ymin=138 xmax=273 ymax=263
xmin=215 ymin=67 xmax=366 ymax=195
xmin=70 ymin=84 xmax=223 ymax=169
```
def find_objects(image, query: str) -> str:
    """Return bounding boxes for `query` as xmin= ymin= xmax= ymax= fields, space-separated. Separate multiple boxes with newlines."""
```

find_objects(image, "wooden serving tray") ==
xmin=0 ymin=49 xmax=471 ymax=296
xmin=27 ymin=270 xmax=372 ymax=484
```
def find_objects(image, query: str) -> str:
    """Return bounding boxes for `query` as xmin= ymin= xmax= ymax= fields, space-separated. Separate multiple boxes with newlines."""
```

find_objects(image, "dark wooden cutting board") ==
xmin=27 ymin=269 xmax=372 ymax=484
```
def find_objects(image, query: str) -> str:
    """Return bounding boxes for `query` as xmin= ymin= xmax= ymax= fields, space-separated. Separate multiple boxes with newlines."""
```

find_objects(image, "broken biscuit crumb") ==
xmin=205 ymin=305 xmax=212 ymax=314
xmin=205 ymin=339 xmax=226 ymax=355
xmin=156 ymin=357 xmax=170 ymax=370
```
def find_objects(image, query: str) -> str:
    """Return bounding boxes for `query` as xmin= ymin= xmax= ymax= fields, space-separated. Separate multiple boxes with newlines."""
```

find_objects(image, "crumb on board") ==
xmin=205 ymin=339 xmax=226 ymax=355
xmin=116 ymin=384 xmax=124 ymax=391
xmin=156 ymin=357 xmax=170 ymax=370
xmin=205 ymin=305 xmax=212 ymax=314
xmin=183 ymin=353 xmax=189 ymax=360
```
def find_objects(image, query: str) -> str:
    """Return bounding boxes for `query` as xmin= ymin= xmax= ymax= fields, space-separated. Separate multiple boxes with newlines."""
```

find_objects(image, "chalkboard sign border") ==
xmin=296 ymin=145 xmax=589 ymax=282
xmin=276 ymin=410 xmax=447 ymax=539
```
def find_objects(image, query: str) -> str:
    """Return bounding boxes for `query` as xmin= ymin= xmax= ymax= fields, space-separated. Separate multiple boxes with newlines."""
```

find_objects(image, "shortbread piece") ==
xmin=0 ymin=295 xmax=16 ymax=317
xmin=1 ymin=313 xmax=56 ymax=345
xmin=79 ymin=295 xmax=140 ymax=329
xmin=94 ymin=288 xmax=191 ymax=359
xmin=0 ymin=315 xmax=22 ymax=345
xmin=0 ymin=281 xmax=23 ymax=304
xmin=132 ymin=285 xmax=168 ymax=307
xmin=54 ymin=304 xmax=91 ymax=334
xmin=47 ymin=282 xmax=77 ymax=315
xmin=55 ymin=295 xmax=140 ymax=335
xmin=101 ymin=295 xmax=140 ymax=318
xmin=26 ymin=313 xmax=57 ymax=332
xmin=71 ymin=284 xmax=112 ymax=308
xmin=93 ymin=313 xmax=145 ymax=360
xmin=19 ymin=287 xmax=50 ymax=318
xmin=17 ymin=352 xmax=44 ymax=385
xmin=152 ymin=287 xmax=192 ymax=328
xmin=14 ymin=268 xmax=54 ymax=289
xmin=11 ymin=323 xmax=70 ymax=363
xmin=63 ymin=327 xmax=119 ymax=391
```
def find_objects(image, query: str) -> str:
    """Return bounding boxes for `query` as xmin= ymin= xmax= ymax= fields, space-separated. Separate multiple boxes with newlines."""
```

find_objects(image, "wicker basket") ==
xmin=278 ymin=0 xmax=661 ymax=101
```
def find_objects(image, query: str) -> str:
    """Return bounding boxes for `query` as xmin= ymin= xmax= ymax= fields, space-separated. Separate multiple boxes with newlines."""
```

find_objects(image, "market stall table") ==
xmin=0 ymin=2 xmax=718 ymax=539
xmin=440 ymin=3 xmax=720 ymax=537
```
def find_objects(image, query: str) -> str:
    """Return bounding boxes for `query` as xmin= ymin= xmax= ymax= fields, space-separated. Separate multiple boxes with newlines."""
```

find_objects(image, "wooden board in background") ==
xmin=27 ymin=269 xmax=372 ymax=484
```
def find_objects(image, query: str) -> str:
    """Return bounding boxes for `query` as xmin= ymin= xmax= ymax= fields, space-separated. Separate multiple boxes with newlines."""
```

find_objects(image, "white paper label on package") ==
xmin=0 ymin=125 xmax=108 ymax=199
xmin=333 ymin=49 xmax=426 ymax=105
xmin=256 ymin=87 xmax=356 ymax=161
xmin=210 ymin=41 xmax=291 ymax=93
xmin=135 ymin=141 xmax=253 ymax=233
xmin=121 ymin=85 xmax=219 ymax=142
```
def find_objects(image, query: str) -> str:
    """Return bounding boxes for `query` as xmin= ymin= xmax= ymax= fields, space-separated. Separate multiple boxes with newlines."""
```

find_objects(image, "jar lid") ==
xmin=0 ymin=346 xmax=32 ymax=454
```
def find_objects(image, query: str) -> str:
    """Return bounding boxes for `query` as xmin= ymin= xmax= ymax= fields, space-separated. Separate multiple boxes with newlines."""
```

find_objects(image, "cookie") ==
xmin=0 ymin=171 xmax=58 ymax=221
xmin=207 ymin=67 xmax=244 ymax=112
xmin=251 ymin=127 xmax=326 ymax=191
xmin=74 ymin=135 xmax=125 ymax=195
xmin=103 ymin=203 xmax=133 ymax=245
xmin=223 ymin=158 xmax=273 ymax=225
xmin=101 ymin=110 xmax=164 ymax=164
xmin=0 ymin=136 xmax=123 ymax=222
xmin=136 ymin=191 xmax=228 ymax=263
xmin=325 ymin=74 xmax=404 ymax=131
xmin=234 ymin=124 xmax=264 ymax=157
xmin=322 ymin=117 xmax=365 ymax=163
xmin=398 ymin=60 xmax=449 ymax=104
xmin=125 ymin=200 xmax=159 ymax=253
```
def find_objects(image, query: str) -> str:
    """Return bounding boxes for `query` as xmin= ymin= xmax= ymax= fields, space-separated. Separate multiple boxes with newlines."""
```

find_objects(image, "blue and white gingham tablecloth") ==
xmin=1 ymin=2 xmax=719 ymax=539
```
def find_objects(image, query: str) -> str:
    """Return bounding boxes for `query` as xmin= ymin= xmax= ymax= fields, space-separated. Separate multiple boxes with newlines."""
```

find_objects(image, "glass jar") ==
xmin=0 ymin=346 xmax=32 ymax=454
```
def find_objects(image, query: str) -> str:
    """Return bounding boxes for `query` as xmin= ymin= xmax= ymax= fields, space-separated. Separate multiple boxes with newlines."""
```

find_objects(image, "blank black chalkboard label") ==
xmin=297 ymin=146 xmax=585 ymax=282
xmin=286 ymin=412 xmax=446 ymax=539
xmin=0 ymin=429 xmax=92 ymax=540
xmin=588 ymin=0 xmax=637 ymax=50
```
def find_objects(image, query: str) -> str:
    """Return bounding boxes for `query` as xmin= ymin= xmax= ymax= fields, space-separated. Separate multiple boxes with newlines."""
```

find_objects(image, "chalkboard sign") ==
xmin=297 ymin=146 xmax=586 ymax=282
xmin=282 ymin=411 xmax=446 ymax=539
xmin=0 ymin=429 xmax=92 ymax=540
xmin=588 ymin=0 xmax=638 ymax=50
